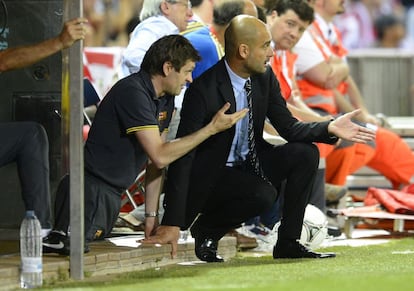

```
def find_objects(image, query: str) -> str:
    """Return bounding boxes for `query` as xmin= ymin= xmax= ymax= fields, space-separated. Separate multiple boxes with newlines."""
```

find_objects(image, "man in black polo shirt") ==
xmin=43 ymin=35 xmax=248 ymax=255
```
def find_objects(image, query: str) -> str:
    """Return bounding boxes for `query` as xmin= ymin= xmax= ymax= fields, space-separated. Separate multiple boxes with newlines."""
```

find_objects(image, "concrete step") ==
xmin=403 ymin=138 xmax=414 ymax=149
xmin=386 ymin=117 xmax=414 ymax=138
xmin=0 ymin=237 xmax=237 ymax=290
xmin=346 ymin=175 xmax=393 ymax=190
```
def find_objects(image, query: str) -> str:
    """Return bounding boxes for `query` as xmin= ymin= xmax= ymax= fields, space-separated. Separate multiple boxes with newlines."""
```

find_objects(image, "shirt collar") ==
xmin=224 ymin=60 xmax=249 ymax=93
xmin=138 ymin=70 xmax=160 ymax=100
xmin=191 ymin=13 xmax=205 ymax=25
xmin=314 ymin=13 xmax=334 ymax=41
xmin=146 ymin=15 xmax=180 ymax=34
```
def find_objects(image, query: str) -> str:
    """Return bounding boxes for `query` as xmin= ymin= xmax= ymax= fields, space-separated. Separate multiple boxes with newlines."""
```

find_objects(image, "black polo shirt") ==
xmin=84 ymin=70 xmax=174 ymax=190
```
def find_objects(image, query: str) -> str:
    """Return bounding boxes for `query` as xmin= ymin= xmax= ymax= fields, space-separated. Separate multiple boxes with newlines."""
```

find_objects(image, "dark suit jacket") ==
xmin=162 ymin=58 xmax=337 ymax=228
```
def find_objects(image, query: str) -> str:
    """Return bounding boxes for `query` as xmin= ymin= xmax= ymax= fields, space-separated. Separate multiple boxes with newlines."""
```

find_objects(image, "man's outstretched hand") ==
xmin=328 ymin=109 xmax=376 ymax=143
xmin=140 ymin=225 xmax=180 ymax=259
xmin=208 ymin=102 xmax=248 ymax=135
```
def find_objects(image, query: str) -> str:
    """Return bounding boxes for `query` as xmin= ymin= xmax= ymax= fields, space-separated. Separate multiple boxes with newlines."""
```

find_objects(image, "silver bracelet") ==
xmin=145 ymin=211 xmax=158 ymax=218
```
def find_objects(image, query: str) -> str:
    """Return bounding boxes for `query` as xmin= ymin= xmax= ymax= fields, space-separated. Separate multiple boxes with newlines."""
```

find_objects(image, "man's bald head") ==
xmin=224 ymin=15 xmax=266 ymax=57
xmin=224 ymin=15 xmax=272 ymax=77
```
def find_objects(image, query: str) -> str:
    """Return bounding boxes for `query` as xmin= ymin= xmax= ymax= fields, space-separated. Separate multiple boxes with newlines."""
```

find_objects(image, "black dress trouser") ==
xmin=189 ymin=142 xmax=319 ymax=242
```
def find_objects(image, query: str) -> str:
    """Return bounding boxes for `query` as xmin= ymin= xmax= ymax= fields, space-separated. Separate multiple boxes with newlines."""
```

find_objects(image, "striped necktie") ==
xmin=244 ymin=80 xmax=268 ymax=182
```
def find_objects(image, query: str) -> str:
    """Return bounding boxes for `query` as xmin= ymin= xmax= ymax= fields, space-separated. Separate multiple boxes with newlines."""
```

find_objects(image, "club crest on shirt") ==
xmin=159 ymin=111 xmax=168 ymax=121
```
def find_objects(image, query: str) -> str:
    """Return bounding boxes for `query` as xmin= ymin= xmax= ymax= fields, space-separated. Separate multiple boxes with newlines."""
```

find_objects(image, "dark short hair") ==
xmin=190 ymin=0 xmax=203 ymax=7
xmin=256 ymin=5 xmax=267 ymax=23
xmin=141 ymin=34 xmax=201 ymax=76
xmin=213 ymin=0 xmax=245 ymax=26
xmin=264 ymin=0 xmax=314 ymax=23
xmin=374 ymin=14 xmax=402 ymax=40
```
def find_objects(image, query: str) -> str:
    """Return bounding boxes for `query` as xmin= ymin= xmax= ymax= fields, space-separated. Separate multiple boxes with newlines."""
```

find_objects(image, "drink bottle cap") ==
xmin=25 ymin=210 xmax=35 ymax=217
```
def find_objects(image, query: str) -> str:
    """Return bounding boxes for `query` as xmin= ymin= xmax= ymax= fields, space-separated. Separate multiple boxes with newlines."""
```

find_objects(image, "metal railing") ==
xmin=347 ymin=49 xmax=414 ymax=116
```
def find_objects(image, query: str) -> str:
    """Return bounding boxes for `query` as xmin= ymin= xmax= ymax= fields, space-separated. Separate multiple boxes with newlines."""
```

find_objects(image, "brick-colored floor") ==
xmin=0 ymin=236 xmax=237 ymax=290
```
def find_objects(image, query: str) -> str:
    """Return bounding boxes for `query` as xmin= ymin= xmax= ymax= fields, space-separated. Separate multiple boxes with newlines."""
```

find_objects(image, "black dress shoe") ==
xmin=195 ymin=238 xmax=224 ymax=263
xmin=191 ymin=223 xmax=224 ymax=263
xmin=273 ymin=240 xmax=336 ymax=259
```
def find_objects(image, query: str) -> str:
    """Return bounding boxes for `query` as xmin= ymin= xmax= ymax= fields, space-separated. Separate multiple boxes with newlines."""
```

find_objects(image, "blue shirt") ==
xmin=184 ymin=25 xmax=224 ymax=80
xmin=224 ymin=61 xmax=249 ymax=165
xmin=174 ymin=22 xmax=225 ymax=110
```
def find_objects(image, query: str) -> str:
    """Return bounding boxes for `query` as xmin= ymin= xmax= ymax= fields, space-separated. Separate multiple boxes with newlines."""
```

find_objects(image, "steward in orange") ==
xmin=293 ymin=0 xmax=414 ymax=189
xmin=265 ymin=0 xmax=349 ymax=214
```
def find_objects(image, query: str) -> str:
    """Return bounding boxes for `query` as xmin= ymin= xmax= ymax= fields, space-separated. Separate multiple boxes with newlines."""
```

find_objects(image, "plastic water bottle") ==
xmin=20 ymin=210 xmax=42 ymax=289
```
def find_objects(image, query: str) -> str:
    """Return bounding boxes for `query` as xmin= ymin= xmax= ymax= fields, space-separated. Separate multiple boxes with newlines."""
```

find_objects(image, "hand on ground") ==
xmin=140 ymin=225 xmax=180 ymax=259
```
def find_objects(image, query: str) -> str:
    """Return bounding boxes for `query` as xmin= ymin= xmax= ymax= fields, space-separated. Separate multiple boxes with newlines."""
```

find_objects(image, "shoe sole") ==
xmin=237 ymin=242 xmax=259 ymax=249
xmin=274 ymin=252 xmax=336 ymax=259
xmin=43 ymin=246 xmax=70 ymax=256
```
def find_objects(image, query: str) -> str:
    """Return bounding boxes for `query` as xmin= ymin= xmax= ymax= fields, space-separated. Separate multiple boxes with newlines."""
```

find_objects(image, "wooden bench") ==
xmin=346 ymin=116 xmax=414 ymax=190
xmin=340 ymin=207 xmax=414 ymax=238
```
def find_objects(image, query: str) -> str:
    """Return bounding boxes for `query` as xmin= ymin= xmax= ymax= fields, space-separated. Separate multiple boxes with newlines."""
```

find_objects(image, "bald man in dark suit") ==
xmin=146 ymin=15 xmax=375 ymax=262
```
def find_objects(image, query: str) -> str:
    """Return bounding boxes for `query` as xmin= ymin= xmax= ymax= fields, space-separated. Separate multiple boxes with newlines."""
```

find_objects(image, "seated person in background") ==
xmin=258 ymin=0 xmax=347 ymax=231
xmin=43 ymin=35 xmax=247 ymax=256
xmin=120 ymin=0 xmax=193 ymax=78
xmin=144 ymin=15 xmax=375 ymax=261
xmin=293 ymin=0 xmax=414 ymax=189
xmin=0 ymin=17 xmax=87 ymax=238
xmin=374 ymin=14 xmax=406 ymax=48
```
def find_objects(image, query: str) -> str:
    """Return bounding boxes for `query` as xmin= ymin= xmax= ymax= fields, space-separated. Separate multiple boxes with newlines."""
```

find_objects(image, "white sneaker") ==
xmin=236 ymin=222 xmax=279 ymax=253
xmin=41 ymin=228 xmax=51 ymax=238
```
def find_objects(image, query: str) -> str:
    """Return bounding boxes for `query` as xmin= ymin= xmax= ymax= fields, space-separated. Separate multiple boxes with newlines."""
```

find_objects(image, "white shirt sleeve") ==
xmin=120 ymin=16 xmax=179 ymax=78
xmin=121 ymin=27 xmax=159 ymax=78
xmin=292 ymin=30 xmax=328 ymax=74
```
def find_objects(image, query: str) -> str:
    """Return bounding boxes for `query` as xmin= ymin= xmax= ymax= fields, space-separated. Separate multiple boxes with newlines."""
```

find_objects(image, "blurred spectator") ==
xmin=374 ymin=14 xmax=406 ymax=48
xmin=212 ymin=0 xmax=258 ymax=47
xmin=252 ymin=0 xmax=265 ymax=7
xmin=403 ymin=0 xmax=414 ymax=48
xmin=126 ymin=15 xmax=141 ymax=41
xmin=256 ymin=3 xmax=267 ymax=22
xmin=83 ymin=0 xmax=144 ymax=47
xmin=333 ymin=0 xmax=376 ymax=49
xmin=190 ymin=0 xmax=215 ymax=25
xmin=83 ymin=0 xmax=104 ymax=46
xmin=120 ymin=0 xmax=193 ymax=78
xmin=107 ymin=0 xmax=144 ymax=46
xmin=334 ymin=0 xmax=409 ymax=50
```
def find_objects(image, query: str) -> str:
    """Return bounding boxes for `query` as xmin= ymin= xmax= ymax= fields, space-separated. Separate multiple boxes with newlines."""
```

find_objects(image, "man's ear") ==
xmin=267 ymin=10 xmax=278 ymax=26
xmin=238 ymin=44 xmax=249 ymax=59
xmin=162 ymin=61 xmax=173 ymax=76
xmin=160 ymin=1 xmax=170 ymax=16
xmin=270 ymin=10 xmax=278 ymax=19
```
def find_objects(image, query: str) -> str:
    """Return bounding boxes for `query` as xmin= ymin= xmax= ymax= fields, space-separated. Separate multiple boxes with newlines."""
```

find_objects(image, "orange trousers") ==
xmin=323 ymin=142 xmax=375 ymax=186
xmin=319 ymin=127 xmax=414 ymax=188
xmin=366 ymin=127 xmax=414 ymax=189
